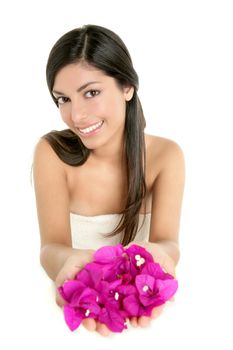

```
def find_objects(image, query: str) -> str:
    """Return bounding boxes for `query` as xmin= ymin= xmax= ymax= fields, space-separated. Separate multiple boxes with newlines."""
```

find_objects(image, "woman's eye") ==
xmin=85 ymin=90 xmax=100 ymax=98
xmin=56 ymin=96 xmax=70 ymax=105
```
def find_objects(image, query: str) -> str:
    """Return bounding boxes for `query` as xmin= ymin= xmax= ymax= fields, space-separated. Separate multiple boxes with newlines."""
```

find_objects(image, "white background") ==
xmin=0 ymin=0 xmax=232 ymax=349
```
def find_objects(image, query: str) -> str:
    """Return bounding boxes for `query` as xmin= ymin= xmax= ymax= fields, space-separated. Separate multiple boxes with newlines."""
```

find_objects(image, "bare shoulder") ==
xmin=145 ymin=133 xmax=185 ymax=173
xmin=146 ymin=134 xmax=185 ymax=244
xmin=33 ymin=137 xmax=69 ymax=185
xmin=33 ymin=137 xmax=65 ymax=168
xmin=33 ymin=138 xmax=71 ymax=247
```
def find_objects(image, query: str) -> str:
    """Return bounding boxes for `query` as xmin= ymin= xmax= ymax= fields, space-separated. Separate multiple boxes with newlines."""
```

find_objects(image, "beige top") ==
xmin=70 ymin=212 xmax=151 ymax=250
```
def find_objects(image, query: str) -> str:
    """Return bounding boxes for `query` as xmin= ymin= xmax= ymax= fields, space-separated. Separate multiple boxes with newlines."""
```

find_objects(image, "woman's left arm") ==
xmin=127 ymin=140 xmax=185 ymax=328
xmin=147 ymin=139 xmax=185 ymax=267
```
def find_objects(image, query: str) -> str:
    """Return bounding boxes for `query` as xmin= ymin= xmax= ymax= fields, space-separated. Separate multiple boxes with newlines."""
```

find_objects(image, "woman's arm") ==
xmin=148 ymin=139 xmax=185 ymax=266
xmin=33 ymin=139 xmax=93 ymax=283
xmin=126 ymin=139 xmax=185 ymax=329
xmin=129 ymin=140 xmax=185 ymax=274
xmin=40 ymin=243 xmax=94 ymax=281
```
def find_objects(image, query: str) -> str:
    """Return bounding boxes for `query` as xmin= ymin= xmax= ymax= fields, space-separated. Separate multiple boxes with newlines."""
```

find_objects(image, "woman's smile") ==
xmin=77 ymin=120 xmax=104 ymax=136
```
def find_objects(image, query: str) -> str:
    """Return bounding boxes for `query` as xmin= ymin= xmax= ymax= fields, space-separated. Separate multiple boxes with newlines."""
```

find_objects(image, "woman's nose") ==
xmin=71 ymin=101 xmax=87 ymax=125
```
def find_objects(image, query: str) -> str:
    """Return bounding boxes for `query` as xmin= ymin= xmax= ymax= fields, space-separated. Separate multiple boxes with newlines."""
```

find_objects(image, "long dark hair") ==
xmin=44 ymin=24 xmax=147 ymax=246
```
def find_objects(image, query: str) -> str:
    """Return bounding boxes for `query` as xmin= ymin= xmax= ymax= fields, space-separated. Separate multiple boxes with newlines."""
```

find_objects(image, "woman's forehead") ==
xmin=53 ymin=63 xmax=116 ymax=94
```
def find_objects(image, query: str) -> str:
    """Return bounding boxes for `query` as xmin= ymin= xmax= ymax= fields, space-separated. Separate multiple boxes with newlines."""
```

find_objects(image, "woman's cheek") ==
xmin=60 ymin=110 xmax=71 ymax=125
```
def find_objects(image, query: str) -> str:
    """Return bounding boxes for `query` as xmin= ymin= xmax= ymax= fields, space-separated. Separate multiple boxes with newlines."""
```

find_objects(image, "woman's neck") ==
xmin=90 ymin=132 xmax=126 ymax=167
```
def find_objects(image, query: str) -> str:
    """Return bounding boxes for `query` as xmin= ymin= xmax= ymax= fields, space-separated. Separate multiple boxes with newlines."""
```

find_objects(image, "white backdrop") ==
xmin=0 ymin=0 xmax=232 ymax=349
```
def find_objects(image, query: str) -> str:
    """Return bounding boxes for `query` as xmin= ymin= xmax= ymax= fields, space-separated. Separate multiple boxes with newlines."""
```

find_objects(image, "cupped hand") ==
xmin=55 ymin=251 xmax=94 ymax=307
xmin=55 ymin=242 xmax=176 ymax=336
xmin=54 ymin=252 xmax=112 ymax=336
xmin=125 ymin=241 xmax=177 ymax=329
xmin=80 ymin=304 xmax=166 ymax=336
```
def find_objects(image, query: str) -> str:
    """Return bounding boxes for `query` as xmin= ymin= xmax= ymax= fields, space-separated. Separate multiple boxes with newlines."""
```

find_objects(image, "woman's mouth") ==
xmin=77 ymin=120 xmax=104 ymax=136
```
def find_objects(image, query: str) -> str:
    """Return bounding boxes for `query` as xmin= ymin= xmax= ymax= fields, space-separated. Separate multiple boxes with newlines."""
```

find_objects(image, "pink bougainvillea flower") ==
xmin=98 ymin=302 xmax=128 ymax=332
xmin=59 ymin=280 xmax=86 ymax=304
xmin=59 ymin=281 xmax=101 ymax=331
xmin=58 ymin=244 xmax=179 ymax=332
xmin=125 ymin=244 xmax=154 ymax=278
xmin=76 ymin=262 xmax=103 ymax=288
xmin=93 ymin=277 xmax=130 ymax=332
xmin=135 ymin=273 xmax=178 ymax=307
xmin=93 ymin=244 xmax=125 ymax=264
xmin=125 ymin=244 xmax=154 ymax=264
xmin=62 ymin=305 xmax=83 ymax=331
xmin=122 ymin=293 xmax=146 ymax=317
xmin=141 ymin=261 xmax=174 ymax=281
xmin=93 ymin=244 xmax=131 ymax=282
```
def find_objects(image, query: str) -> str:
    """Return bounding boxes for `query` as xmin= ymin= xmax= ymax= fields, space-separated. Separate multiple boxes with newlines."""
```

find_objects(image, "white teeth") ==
xmin=79 ymin=121 xmax=103 ymax=134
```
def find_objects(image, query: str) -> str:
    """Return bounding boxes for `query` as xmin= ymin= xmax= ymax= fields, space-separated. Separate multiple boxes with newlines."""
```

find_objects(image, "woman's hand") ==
xmin=55 ymin=251 xmax=112 ymax=336
xmin=125 ymin=241 xmax=177 ymax=328
xmin=55 ymin=250 xmax=94 ymax=307
xmin=82 ymin=241 xmax=176 ymax=334
xmin=55 ymin=242 xmax=177 ymax=336
xmin=127 ymin=241 xmax=177 ymax=277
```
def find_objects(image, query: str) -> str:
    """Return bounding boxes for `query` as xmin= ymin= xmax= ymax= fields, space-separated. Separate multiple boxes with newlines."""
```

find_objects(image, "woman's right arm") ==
xmin=33 ymin=139 xmax=94 ymax=286
xmin=33 ymin=139 xmax=115 ymax=335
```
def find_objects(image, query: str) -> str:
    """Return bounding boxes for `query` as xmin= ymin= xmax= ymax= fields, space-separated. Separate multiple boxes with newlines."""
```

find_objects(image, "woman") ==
xmin=33 ymin=24 xmax=185 ymax=336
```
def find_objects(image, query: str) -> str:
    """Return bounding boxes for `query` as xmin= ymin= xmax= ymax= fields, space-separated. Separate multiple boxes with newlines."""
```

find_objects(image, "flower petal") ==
xmin=155 ymin=279 xmax=178 ymax=301
xmin=125 ymin=244 xmax=154 ymax=263
xmin=63 ymin=305 xmax=83 ymax=331
xmin=94 ymin=244 xmax=124 ymax=263
xmin=122 ymin=294 xmax=140 ymax=317
xmin=59 ymin=280 xmax=85 ymax=303
xmin=135 ymin=274 xmax=155 ymax=294
xmin=117 ymin=284 xmax=137 ymax=296
xmin=141 ymin=262 xmax=174 ymax=280
xmin=98 ymin=306 xmax=127 ymax=332
xmin=82 ymin=262 xmax=103 ymax=286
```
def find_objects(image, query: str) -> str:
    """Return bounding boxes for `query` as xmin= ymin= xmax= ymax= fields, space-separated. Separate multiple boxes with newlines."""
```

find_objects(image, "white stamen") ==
xmin=85 ymin=309 xmax=90 ymax=317
xmin=136 ymin=257 xmax=145 ymax=266
xmin=142 ymin=285 xmax=149 ymax=292
xmin=114 ymin=292 xmax=119 ymax=300
xmin=135 ymin=254 xmax=141 ymax=260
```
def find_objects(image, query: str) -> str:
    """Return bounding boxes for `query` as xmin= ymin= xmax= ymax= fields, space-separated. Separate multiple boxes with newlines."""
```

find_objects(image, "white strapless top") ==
xmin=70 ymin=212 xmax=151 ymax=250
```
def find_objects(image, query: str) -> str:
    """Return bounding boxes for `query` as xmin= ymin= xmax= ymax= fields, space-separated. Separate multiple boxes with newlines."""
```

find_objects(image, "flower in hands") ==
xmin=58 ymin=244 xmax=178 ymax=333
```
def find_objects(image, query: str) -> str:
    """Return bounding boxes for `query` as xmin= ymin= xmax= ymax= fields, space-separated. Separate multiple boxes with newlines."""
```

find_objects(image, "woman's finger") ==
xmin=81 ymin=318 xmax=97 ymax=332
xmin=151 ymin=304 xmax=165 ymax=319
xmin=137 ymin=316 xmax=151 ymax=327
xmin=96 ymin=321 xmax=111 ymax=336
xmin=129 ymin=316 xmax=139 ymax=327
xmin=55 ymin=265 xmax=81 ymax=288
xmin=55 ymin=289 xmax=65 ymax=307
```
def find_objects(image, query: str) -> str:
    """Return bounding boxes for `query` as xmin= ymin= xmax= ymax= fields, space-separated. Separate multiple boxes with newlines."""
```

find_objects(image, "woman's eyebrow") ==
xmin=52 ymin=81 xmax=101 ymax=95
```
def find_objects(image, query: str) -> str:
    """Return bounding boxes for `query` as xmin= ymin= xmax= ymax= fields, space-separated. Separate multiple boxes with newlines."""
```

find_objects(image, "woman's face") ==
xmin=52 ymin=62 xmax=134 ymax=152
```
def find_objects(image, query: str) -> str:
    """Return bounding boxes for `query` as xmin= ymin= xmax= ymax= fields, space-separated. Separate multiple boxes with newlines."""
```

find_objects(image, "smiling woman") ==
xmin=32 ymin=24 xmax=185 ymax=336
xmin=51 ymin=63 xmax=133 ymax=146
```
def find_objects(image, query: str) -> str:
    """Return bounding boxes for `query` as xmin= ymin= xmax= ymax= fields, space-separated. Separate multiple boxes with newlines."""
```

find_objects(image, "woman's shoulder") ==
xmin=145 ymin=133 xmax=184 ymax=158
xmin=34 ymin=137 xmax=60 ymax=161
xmin=33 ymin=137 xmax=66 ymax=173
xmin=145 ymin=133 xmax=185 ymax=179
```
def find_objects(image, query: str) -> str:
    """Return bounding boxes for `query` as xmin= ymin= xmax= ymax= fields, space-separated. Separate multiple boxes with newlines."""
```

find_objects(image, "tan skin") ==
xmin=33 ymin=62 xmax=185 ymax=336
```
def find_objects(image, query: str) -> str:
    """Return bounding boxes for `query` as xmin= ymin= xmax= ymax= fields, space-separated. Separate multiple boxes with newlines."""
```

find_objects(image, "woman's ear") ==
xmin=123 ymin=85 xmax=134 ymax=101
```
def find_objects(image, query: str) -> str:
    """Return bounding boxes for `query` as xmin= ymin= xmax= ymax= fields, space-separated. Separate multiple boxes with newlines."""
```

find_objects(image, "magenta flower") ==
xmin=94 ymin=244 xmax=125 ymax=263
xmin=58 ymin=244 xmax=178 ymax=333
xmin=135 ymin=273 xmax=178 ymax=307
xmin=93 ymin=244 xmax=131 ymax=283
xmin=58 ymin=280 xmax=100 ymax=331
xmin=98 ymin=303 xmax=127 ymax=332
xmin=124 ymin=244 xmax=155 ymax=279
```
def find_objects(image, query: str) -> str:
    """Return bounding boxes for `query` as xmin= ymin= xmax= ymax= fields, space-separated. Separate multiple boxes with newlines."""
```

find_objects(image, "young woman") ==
xmin=33 ymin=24 xmax=185 ymax=336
